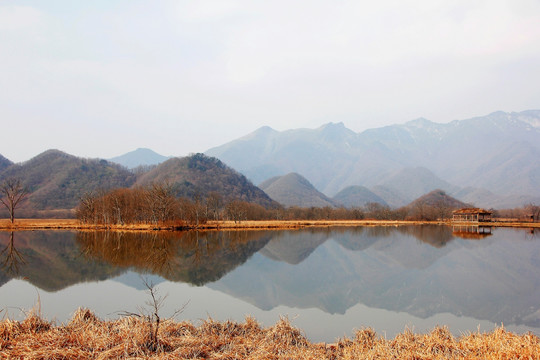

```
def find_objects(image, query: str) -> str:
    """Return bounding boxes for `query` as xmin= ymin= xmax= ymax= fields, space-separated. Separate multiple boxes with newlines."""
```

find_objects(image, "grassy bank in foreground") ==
xmin=1 ymin=309 xmax=538 ymax=359
xmin=1 ymin=218 xmax=539 ymax=231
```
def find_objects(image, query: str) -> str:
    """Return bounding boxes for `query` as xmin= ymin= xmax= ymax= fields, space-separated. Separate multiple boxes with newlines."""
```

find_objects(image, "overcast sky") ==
xmin=2 ymin=0 xmax=540 ymax=162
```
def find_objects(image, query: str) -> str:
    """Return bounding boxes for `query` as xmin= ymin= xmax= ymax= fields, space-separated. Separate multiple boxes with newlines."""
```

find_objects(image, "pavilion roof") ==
xmin=452 ymin=208 xmax=492 ymax=215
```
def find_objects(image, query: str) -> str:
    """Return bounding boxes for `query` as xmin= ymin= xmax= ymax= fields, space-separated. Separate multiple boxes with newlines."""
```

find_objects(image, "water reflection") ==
xmin=1 ymin=226 xmax=539 ymax=337
xmin=1 ymin=232 xmax=26 ymax=275
xmin=210 ymin=226 xmax=540 ymax=329
xmin=452 ymin=225 xmax=493 ymax=239
xmin=0 ymin=231 xmax=120 ymax=291
xmin=76 ymin=231 xmax=272 ymax=285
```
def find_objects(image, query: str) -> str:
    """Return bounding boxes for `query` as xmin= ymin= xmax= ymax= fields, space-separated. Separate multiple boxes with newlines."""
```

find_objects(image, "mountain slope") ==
xmin=135 ymin=153 xmax=277 ymax=208
xmin=378 ymin=167 xmax=460 ymax=203
xmin=0 ymin=154 xmax=13 ymax=172
xmin=0 ymin=149 xmax=136 ymax=211
xmin=369 ymin=185 xmax=412 ymax=208
xmin=259 ymin=173 xmax=336 ymax=208
xmin=0 ymin=150 xmax=278 ymax=216
xmin=332 ymin=186 xmax=388 ymax=208
xmin=459 ymin=141 xmax=540 ymax=197
xmin=206 ymin=110 xmax=540 ymax=202
xmin=407 ymin=189 xmax=469 ymax=208
xmin=207 ymin=122 xmax=377 ymax=194
xmin=109 ymin=148 xmax=169 ymax=169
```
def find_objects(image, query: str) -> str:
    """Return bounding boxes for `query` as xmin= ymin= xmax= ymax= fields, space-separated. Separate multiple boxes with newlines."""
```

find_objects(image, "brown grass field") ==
xmin=1 ymin=218 xmax=539 ymax=231
xmin=0 ymin=309 xmax=539 ymax=359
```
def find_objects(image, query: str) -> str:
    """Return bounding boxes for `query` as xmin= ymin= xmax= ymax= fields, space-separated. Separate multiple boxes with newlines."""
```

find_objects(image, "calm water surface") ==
xmin=1 ymin=226 xmax=539 ymax=342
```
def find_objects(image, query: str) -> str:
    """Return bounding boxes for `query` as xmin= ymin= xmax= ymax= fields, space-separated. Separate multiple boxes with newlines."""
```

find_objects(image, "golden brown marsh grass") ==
xmin=3 ymin=218 xmax=539 ymax=231
xmin=1 ymin=309 xmax=539 ymax=359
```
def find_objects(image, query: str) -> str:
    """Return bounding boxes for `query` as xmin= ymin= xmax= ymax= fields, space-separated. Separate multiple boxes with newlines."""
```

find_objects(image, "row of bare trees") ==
xmin=495 ymin=204 xmax=540 ymax=222
xmin=76 ymin=184 xmax=540 ymax=225
xmin=75 ymin=185 xmax=380 ymax=226
xmin=77 ymin=184 xmax=216 ymax=226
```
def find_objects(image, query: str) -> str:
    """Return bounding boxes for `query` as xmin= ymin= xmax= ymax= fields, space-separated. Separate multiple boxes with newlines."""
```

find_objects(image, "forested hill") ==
xmin=135 ymin=153 xmax=277 ymax=208
xmin=0 ymin=154 xmax=13 ymax=172
xmin=0 ymin=149 xmax=136 ymax=213
xmin=0 ymin=151 xmax=276 ymax=217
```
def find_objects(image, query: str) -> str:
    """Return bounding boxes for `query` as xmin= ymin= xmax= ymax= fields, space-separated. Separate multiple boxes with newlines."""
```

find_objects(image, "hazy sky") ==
xmin=2 ymin=0 xmax=540 ymax=162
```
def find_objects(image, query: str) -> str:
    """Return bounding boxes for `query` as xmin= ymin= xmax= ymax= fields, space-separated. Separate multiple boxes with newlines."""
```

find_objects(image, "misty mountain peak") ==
xmin=317 ymin=122 xmax=356 ymax=142
xmin=205 ymin=109 xmax=540 ymax=203
xmin=404 ymin=117 xmax=437 ymax=129
xmin=254 ymin=125 xmax=276 ymax=134
xmin=318 ymin=121 xmax=345 ymax=129
xmin=109 ymin=148 xmax=169 ymax=169
xmin=241 ymin=125 xmax=278 ymax=141
xmin=516 ymin=109 xmax=540 ymax=128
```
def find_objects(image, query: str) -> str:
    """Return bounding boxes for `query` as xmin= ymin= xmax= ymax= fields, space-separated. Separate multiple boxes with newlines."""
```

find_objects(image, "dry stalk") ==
xmin=117 ymin=276 xmax=188 ymax=353
xmin=1 ymin=309 xmax=540 ymax=359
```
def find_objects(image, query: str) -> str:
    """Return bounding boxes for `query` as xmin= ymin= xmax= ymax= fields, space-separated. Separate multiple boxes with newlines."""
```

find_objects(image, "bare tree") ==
xmin=0 ymin=178 xmax=28 ymax=223
xmin=1 ymin=232 xmax=26 ymax=274
xmin=225 ymin=200 xmax=248 ymax=223
xmin=205 ymin=192 xmax=223 ymax=221
xmin=525 ymin=203 xmax=540 ymax=222
xmin=146 ymin=183 xmax=177 ymax=225
xmin=76 ymin=191 xmax=97 ymax=224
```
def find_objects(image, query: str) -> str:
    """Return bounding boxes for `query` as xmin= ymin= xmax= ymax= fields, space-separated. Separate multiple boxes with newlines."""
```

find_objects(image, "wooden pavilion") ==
xmin=452 ymin=208 xmax=493 ymax=222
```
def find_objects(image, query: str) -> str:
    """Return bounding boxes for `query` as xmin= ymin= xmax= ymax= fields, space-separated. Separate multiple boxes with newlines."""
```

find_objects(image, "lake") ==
xmin=1 ymin=226 xmax=539 ymax=342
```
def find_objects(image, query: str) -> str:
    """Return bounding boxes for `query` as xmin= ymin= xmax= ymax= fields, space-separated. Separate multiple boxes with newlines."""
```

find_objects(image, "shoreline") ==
xmin=1 ymin=218 xmax=539 ymax=231
xmin=1 ymin=310 xmax=539 ymax=359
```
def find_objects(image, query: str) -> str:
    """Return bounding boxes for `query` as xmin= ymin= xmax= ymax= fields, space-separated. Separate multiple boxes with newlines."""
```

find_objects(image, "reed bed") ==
xmin=2 ymin=218 xmax=539 ymax=231
xmin=1 ymin=309 xmax=539 ymax=359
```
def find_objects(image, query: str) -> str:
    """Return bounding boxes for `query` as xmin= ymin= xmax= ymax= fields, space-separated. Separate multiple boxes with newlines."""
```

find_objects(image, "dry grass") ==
xmin=0 ymin=218 xmax=443 ymax=231
xmin=1 ymin=310 xmax=539 ymax=359
xmin=0 ymin=218 xmax=80 ymax=230
xmin=1 ymin=218 xmax=539 ymax=231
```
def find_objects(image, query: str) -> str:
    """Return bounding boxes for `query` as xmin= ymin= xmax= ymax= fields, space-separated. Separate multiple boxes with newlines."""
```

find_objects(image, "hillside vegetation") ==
xmin=0 ymin=154 xmax=13 ymax=172
xmin=0 ymin=150 xmax=135 ymax=215
xmin=0 ymin=152 xmax=275 ymax=218
xmin=136 ymin=154 xmax=275 ymax=208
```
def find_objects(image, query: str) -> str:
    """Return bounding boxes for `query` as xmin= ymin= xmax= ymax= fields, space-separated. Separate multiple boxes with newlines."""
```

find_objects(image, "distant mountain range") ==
xmin=2 ymin=109 xmax=539 ymax=213
xmin=237 ymin=170 xmax=468 ymax=213
xmin=206 ymin=110 xmax=540 ymax=208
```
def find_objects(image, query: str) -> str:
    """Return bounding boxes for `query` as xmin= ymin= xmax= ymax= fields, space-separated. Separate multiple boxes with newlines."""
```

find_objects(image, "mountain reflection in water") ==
xmin=1 ymin=226 xmax=539 ymax=338
xmin=76 ymin=231 xmax=272 ymax=285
